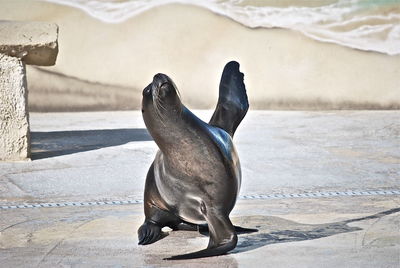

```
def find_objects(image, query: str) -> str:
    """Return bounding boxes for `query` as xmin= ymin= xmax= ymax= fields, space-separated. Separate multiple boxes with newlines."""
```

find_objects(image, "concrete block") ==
xmin=0 ymin=21 xmax=58 ymax=66
xmin=0 ymin=21 xmax=58 ymax=161
xmin=0 ymin=53 xmax=30 ymax=160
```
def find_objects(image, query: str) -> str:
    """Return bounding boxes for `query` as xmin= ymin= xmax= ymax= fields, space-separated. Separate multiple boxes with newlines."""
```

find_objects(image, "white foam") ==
xmin=40 ymin=0 xmax=400 ymax=55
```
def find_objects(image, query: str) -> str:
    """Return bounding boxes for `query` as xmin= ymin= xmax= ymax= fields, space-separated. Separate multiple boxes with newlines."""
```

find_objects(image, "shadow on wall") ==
xmin=230 ymin=207 xmax=400 ymax=254
xmin=31 ymin=128 xmax=153 ymax=159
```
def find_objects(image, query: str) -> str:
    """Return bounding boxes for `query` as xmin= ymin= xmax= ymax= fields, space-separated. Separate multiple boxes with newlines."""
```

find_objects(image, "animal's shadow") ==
xmin=31 ymin=128 xmax=152 ymax=159
xmin=159 ymin=207 xmax=399 ymax=254
xmin=230 ymin=207 xmax=400 ymax=254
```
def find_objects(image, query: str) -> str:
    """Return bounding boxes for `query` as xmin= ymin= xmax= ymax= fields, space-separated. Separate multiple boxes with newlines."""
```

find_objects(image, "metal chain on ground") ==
xmin=1 ymin=189 xmax=399 ymax=210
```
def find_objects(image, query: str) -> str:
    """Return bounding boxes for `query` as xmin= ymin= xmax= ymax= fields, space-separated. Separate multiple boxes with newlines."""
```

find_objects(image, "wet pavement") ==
xmin=0 ymin=111 xmax=399 ymax=267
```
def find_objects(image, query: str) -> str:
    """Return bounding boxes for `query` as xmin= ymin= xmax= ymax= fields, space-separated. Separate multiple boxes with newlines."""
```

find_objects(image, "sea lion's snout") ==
xmin=142 ymin=73 xmax=171 ymax=97
xmin=142 ymin=73 xmax=181 ymax=118
xmin=153 ymin=73 xmax=170 ymax=89
xmin=152 ymin=73 xmax=176 ymax=98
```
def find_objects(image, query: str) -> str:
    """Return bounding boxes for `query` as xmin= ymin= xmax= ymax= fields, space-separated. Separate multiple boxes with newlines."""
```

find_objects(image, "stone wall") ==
xmin=0 ymin=21 xmax=58 ymax=161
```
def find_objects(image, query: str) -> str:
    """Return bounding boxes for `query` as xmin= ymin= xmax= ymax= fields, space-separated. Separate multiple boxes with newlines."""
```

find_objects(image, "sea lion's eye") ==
xmin=160 ymin=82 xmax=169 ymax=89
xmin=159 ymin=82 xmax=171 ymax=98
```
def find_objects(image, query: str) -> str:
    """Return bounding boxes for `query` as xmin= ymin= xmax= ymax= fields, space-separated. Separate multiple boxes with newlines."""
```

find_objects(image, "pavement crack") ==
xmin=36 ymin=237 xmax=65 ymax=267
xmin=7 ymin=164 xmax=73 ymax=175
xmin=361 ymin=217 xmax=384 ymax=247
xmin=4 ymin=176 xmax=26 ymax=194
xmin=35 ymin=219 xmax=92 ymax=267
xmin=0 ymin=218 xmax=35 ymax=233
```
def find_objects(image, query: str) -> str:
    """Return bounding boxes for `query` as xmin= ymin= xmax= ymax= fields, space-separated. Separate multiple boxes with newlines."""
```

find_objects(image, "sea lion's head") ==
xmin=142 ymin=73 xmax=183 ymax=130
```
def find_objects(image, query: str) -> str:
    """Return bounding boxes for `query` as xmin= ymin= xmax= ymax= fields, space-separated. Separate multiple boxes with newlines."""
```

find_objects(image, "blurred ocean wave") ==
xmin=41 ymin=0 xmax=400 ymax=55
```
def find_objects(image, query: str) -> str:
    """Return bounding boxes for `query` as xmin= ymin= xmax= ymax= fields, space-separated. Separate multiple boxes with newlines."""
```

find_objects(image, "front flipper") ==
xmin=165 ymin=210 xmax=237 ymax=260
xmin=209 ymin=61 xmax=249 ymax=137
xmin=138 ymin=221 xmax=162 ymax=245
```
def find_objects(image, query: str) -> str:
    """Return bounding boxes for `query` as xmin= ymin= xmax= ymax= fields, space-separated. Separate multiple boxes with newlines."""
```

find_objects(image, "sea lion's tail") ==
xmin=209 ymin=61 xmax=249 ymax=137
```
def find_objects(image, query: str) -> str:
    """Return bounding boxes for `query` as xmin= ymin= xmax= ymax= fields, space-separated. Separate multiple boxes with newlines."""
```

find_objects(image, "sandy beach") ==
xmin=1 ymin=0 xmax=399 ymax=111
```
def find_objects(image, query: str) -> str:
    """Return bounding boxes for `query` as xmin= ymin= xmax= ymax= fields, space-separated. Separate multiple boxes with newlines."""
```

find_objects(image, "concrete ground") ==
xmin=0 ymin=110 xmax=399 ymax=267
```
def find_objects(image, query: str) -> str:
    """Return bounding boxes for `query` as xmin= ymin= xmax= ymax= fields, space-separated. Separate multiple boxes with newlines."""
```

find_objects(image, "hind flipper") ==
xmin=234 ymin=225 xmax=258 ymax=233
xmin=170 ymin=221 xmax=198 ymax=231
xmin=209 ymin=61 xmax=249 ymax=137
xmin=198 ymin=224 xmax=258 ymax=235
xmin=165 ymin=210 xmax=237 ymax=260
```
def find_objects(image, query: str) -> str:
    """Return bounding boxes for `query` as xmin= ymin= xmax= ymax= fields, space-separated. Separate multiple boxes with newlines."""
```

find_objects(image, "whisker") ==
xmin=153 ymin=89 xmax=167 ymax=126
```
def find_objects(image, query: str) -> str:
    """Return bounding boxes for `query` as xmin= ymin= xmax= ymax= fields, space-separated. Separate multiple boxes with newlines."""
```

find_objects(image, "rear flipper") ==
xmin=164 ymin=239 xmax=237 ymax=260
xmin=233 ymin=225 xmax=258 ymax=234
xmin=209 ymin=61 xmax=249 ymax=137
xmin=198 ymin=224 xmax=258 ymax=235
xmin=170 ymin=221 xmax=198 ymax=231
xmin=164 ymin=210 xmax=238 ymax=260
xmin=173 ymin=222 xmax=257 ymax=234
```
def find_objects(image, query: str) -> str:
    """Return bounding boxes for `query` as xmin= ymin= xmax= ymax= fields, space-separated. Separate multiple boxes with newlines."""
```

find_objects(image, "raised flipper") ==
xmin=209 ymin=61 xmax=249 ymax=137
xmin=164 ymin=209 xmax=237 ymax=260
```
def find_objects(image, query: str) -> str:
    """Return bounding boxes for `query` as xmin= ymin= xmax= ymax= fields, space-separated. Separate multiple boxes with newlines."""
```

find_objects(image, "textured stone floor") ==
xmin=0 ymin=111 xmax=399 ymax=267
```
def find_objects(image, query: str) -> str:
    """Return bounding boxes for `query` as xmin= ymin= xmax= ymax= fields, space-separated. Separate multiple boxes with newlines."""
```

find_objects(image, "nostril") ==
xmin=153 ymin=73 xmax=168 ymax=86
xmin=143 ymin=85 xmax=152 ymax=96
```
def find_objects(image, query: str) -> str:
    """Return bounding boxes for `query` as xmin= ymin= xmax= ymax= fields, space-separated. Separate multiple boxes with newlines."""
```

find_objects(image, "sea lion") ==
xmin=138 ymin=61 xmax=253 ymax=260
